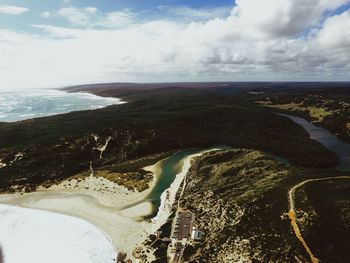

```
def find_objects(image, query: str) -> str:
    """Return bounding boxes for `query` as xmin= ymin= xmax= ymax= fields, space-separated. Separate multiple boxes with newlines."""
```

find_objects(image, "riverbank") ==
xmin=280 ymin=114 xmax=350 ymax=171
xmin=151 ymin=150 xmax=214 ymax=230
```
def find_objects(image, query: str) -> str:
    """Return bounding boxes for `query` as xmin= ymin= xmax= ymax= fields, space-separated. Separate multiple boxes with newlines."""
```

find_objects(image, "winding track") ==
xmin=96 ymin=136 xmax=112 ymax=159
xmin=287 ymin=176 xmax=350 ymax=263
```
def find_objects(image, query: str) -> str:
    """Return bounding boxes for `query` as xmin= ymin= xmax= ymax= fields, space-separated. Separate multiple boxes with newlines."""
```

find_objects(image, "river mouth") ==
xmin=146 ymin=148 xmax=208 ymax=217
xmin=130 ymin=146 xmax=230 ymax=219
xmin=279 ymin=114 xmax=350 ymax=171
xmin=0 ymin=146 xmax=227 ymax=258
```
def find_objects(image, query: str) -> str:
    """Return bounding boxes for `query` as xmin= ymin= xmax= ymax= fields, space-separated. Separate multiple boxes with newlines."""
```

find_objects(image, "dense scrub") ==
xmin=0 ymin=83 xmax=339 ymax=192
xmin=178 ymin=149 xmax=342 ymax=262
xmin=251 ymin=83 xmax=350 ymax=143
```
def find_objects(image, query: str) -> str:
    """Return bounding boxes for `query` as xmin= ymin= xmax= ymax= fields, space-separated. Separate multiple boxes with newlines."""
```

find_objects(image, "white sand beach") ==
xmin=0 ymin=204 xmax=116 ymax=263
xmin=0 ymin=174 xmax=156 ymax=260
xmin=0 ymin=149 xmax=214 ymax=262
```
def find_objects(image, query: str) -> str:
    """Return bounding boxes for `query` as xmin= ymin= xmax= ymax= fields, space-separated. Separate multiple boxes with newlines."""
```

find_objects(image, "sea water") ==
xmin=0 ymin=89 xmax=124 ymax=122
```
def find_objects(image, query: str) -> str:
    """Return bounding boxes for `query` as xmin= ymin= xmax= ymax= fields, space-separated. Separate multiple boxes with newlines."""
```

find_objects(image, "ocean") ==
xmin=0 ymin=89 xmax=124 ymax=122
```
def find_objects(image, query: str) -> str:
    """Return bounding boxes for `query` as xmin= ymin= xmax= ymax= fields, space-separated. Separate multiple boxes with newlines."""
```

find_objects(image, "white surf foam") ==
xmin=0 ymin=204 xmax=116 ymax=263
xmin=0 ymin=89 xmax=125 ymax=122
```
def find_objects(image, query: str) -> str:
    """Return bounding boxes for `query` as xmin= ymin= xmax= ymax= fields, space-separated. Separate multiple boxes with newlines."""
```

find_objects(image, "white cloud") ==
xmin=0 ymin=5 xmax=28 ymax=15
xmin=0 ymin=0 xmax=349 ymax=90
xmin=231 ymin=0 xmax=350 ymax=37
xmin=40 ymin=11 xmax=51 ymax=18
xmin=58 ymin=7 xmax=92 ymax=26
xmin=85 ymin=7 xmax=98 ymax=14
xmin=316 ymin=10 xmax=350 ymax=50
xmin=157 ymin=5 xmax=232 ymax=21
xmin=97 ymin=10 xmax=134 ymax=27
xmin=57 ymin=7 xmax=134 ymax=27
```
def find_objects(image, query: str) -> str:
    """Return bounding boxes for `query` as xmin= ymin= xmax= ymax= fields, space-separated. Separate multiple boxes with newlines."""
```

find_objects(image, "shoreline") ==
xmin=0 ymin=166 xmax=157 ymax=260
xmin=0 ymin=149 xmax=216 ymax=262
xmin=150 ymin=148 xmax=221 ymax=231
xmin=151 ymin=152 xmax=202 ymax=227
xmin=66 ymin=89 xmax=128 ymax=106
xmin=0 ymin=89 xmax=126 ymax=123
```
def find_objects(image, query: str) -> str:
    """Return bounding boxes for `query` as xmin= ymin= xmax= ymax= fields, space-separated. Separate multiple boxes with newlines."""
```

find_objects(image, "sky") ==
xmin=0 ymin=0 xmax=349 ymax=90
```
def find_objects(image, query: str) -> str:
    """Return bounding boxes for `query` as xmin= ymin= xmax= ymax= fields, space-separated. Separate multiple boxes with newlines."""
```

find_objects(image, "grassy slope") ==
xmin=177 ymin=149 xmax=344 ymax=262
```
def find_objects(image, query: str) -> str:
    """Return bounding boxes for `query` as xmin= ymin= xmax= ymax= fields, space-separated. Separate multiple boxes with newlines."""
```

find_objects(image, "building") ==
xmin=191 ymin=227 xmax=204 ymax=241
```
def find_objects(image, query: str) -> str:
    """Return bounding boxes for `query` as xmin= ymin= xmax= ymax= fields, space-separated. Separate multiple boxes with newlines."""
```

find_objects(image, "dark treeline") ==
xmin=0 ymin=83 xmax=343 ymax=191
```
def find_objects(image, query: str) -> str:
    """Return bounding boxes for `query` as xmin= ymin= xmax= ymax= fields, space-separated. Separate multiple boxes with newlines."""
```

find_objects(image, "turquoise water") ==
xmin=132 ymin=145 xmax=288 ymax=217
xmin=121 ymin=147 xmax=227 ymax=215
xmin=0 ymin=89 xmax=124 ymax=122
xmin=272 ymin=155 xmax=290 ymax=165
xmin=134 ymin=146 xmax=231 ymax=217
xmin=146 ymin=148 xmax=204 ymax=210
xmin=142 ymin=114 xmax=350 ymax=218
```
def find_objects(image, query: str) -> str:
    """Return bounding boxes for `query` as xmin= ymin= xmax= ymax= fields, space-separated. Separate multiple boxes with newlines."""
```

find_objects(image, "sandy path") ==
xmin=287 ymin=176 xmax=350 ymax=263
xmin=95 ymin=136 xmax=112 ymax=159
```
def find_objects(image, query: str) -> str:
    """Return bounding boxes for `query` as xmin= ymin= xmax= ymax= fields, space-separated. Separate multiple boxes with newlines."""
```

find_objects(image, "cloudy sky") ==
xmin=0 ymin=0 xmax=349 ymax=90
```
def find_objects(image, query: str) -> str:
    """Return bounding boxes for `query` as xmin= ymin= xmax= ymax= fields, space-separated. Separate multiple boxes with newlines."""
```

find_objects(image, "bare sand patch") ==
xmin=0 ymin=149 xmax=216 ymax=261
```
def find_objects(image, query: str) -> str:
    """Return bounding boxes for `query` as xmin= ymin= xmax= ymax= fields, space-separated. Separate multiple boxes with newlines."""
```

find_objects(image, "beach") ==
xmin=0 ymin=204 xmax=116 ymax=263
xmin=0 ymin=150 xmax=211 ymax=262
xmin=0 ymin=89 xmax=126 ymax=123
xmin=0 ymin=171 xmax=157 ymax=260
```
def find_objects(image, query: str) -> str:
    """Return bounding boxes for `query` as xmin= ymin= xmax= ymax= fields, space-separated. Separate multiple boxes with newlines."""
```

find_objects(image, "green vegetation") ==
xmin=0 ymin=84 xmax=339 ymax=192
xmin=252 ymin=84 xmax=350 ymax=143
xmin=296 ymin=180 xmax=350 ymax=262
xmin=1 ymin=83 xmax=350 ymax=262
xmin=178 ymin=149 xmax=345 ymax=262
xmin=262 ymin=102 xmax=333 ymax=121
xmin=94 ymin=169 xmax=152 ymax=192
